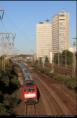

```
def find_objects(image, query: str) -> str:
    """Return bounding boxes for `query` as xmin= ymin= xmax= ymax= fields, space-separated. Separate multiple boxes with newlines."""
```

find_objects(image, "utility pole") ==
xmin=72 ymin=38 xmax=77 ymax=77
xmin=0 ymin=9 xmax=5 ymax=71
xmin=42 ymin=57 xmax=45 ymax=68
xmin=0 ymin=9 xmax=16 ymax=71
xmin=65 ymin=50 xmax=67 ymax=67
xmin=58 ymin=53 xmax=60 ymax=66
xmin=0 ymin=33 xmax=16 ymax=71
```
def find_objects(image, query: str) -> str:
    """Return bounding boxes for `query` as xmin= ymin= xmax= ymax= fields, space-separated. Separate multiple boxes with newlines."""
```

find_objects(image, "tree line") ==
xmin=34 ymin=50 xmax=74 ymax=66
xmin=0 ymin=56 xmax=20 ymax=116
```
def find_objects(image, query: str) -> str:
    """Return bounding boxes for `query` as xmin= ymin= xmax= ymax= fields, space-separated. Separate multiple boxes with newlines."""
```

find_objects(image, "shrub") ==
xmin=65 ymin=78 xmax=77 ymax=89
xmin=33 ymin=63 xmax=77 ymax=90
xmin=0 ymin=103 xmax=9 ymax=116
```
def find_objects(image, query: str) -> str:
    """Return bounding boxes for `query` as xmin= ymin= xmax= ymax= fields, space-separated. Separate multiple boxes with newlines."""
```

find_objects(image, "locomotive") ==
xmin=21 ymin=80 xmax=39 ymax=104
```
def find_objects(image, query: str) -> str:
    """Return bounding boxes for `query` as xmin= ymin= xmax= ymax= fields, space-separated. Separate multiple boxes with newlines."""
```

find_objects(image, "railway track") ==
xmin=13 ymin=62 xmax=76 ymax=116
xmin=25 ymin=103 xmax=36 ymax=116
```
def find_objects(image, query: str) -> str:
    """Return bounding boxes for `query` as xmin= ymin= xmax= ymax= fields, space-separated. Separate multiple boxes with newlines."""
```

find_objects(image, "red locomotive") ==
xmin=21 ymin=80 xmax=38 ymax=104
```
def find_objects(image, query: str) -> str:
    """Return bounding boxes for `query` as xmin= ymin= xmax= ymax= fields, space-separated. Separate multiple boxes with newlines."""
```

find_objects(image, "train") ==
xmin=17 ymin=63 xmax=39 ymax=104
xmin=21 ymin=79 xmax=39 ymax=104
xmin=11 ymin=60 xmax=39 ymax=104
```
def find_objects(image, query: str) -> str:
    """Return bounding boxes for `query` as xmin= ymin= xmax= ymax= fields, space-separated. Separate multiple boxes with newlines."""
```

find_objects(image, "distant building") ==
xmin=52 ymin=11 xmax=70 ymax=54
xmin=36 ymin=11 xmax=71 ymax=64
xmin=36 ymin=21 xmax=52 ymax=62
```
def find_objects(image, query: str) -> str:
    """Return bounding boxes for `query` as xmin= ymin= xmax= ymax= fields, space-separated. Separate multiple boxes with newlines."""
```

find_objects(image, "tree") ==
xmin=62 ymin=50 xmax=73 ymax=65
xmin=54 ymin=53 xmax=62 ymax=64
xmin=53 ymin=50 xmax=73 ymax=65
xmin=34 ymin=60 xmax=38 ymax=65
xmin=45 ymin=56 xmax=49 ymax=64
xmin=38 ymin=57 xmax=42 ymax=65
xmin=0 ymin=64 xmax=19 ymax=116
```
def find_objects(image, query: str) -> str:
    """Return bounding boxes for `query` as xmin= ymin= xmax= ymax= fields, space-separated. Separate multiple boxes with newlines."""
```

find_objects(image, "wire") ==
xmin=0 ymin=9 xmax=29 ymax=55
xmin=1 ymin=20 xmax=7 ymax=32
xmin=1 ymin=10 xmax=4 ymax=20
xmin=5 ymin=12 xmax=26 ymax=35
xmin=0 ymin=9 xmax=4 ymax=21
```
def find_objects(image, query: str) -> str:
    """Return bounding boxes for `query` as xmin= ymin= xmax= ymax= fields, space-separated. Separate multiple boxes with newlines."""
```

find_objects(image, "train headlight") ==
xmin=24 ymin=93 xmax=36 ymax=98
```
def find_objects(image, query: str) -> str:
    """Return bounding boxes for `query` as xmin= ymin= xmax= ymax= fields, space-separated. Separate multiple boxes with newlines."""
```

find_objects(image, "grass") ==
xmin=49 ymin=73 xmax=77 ymax=91
xmin=33 ymin=64 xmax=77 ymax=91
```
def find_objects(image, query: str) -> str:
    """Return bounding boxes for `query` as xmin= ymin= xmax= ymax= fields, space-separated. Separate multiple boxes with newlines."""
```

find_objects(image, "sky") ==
xmin=0 ymin=1 xmax=76 ymax=54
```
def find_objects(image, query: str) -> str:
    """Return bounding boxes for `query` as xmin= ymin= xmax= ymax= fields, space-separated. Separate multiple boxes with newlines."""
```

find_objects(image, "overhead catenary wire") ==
xmin=4 ymin=11 xmax=29 ymax=39
xmin=0 ymin=10 xmax=16 ymax=56
xmin=0 ymin=9 xmax=31 ymax=55
xmin=0 ymin=9 xmax=4 ymax=20
xmin=4 ymin=11 xmax=30 ymax=54
xmin=0 ymin=20 xmax=7 ymax=32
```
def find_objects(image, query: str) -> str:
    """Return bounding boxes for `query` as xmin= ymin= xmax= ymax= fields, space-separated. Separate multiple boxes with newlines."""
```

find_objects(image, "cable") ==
xmin=1 ymin=20 xmax=7 ymax=32
xmin=0 ymin=9 xmax=4 ymax=21
xmin=0 ymin=9 xmax=29 ymax=55
xmin=5 ymin=12 xmax=28 ymax=36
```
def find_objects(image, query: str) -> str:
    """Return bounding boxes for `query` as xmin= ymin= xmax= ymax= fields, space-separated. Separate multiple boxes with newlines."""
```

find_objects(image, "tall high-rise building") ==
xmin=52 ymin=11 xmax=70 ymax=54
xmin=36 ymin=21 xmax=52 ymax=62
xmin=36 ymin=11 xmax=70 ymax=63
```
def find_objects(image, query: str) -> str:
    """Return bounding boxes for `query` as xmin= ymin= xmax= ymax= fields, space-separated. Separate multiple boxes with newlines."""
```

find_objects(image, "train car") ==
xmin=21 ymin=80 xmax=38 ymax=104
xmin=24 ymin=70 xmax=30 ymax=78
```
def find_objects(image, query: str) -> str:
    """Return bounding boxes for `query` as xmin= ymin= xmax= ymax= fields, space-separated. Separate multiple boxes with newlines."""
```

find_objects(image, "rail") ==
xmin=25 ymin=103 xmax=36 ymax=116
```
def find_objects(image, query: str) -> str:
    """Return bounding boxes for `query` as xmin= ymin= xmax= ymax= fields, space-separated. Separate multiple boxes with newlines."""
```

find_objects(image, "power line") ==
xmin=0 ymin=9 xmax=4 ymax=20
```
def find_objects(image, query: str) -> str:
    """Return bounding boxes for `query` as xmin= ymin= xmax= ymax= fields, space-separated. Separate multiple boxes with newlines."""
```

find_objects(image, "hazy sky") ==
xmin=0 ymin=1 xmax=76 ymax=54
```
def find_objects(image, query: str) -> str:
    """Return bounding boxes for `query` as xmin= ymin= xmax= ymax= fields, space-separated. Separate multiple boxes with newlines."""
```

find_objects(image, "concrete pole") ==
xmin=73 ymin=51 xmax=76 ymax=77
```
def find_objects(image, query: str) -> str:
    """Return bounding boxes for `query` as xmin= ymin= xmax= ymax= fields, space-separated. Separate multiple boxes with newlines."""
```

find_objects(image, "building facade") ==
xmin=36 ymin=11 xmax=70 ymax=63
xmin=52 ymin=11 xmax=70 ymax=54
xmin=36 ymin=21 xmax=52 ymax=62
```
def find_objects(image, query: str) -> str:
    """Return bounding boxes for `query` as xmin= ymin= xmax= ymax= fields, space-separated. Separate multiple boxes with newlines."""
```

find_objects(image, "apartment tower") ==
xmin=36 ymin=21 xmax=52 ymax=62
xmin=52 ymin=11 xmax=70 ymax=54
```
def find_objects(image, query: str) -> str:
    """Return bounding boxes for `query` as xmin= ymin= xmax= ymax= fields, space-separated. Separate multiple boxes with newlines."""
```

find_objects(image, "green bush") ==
xmin=65 ymin=78 xmax=77 ymax=89
xmin=49 ymin=73 xmax=55 ymax=78
xmin=0 ymin=63 xmax=19 ymax=116
xmin=33 ymin=64 xmax=77 ymax=90
xmin=0 ymin=103 xmax=9 ymax=116
xmin=52 ymin=74 xmax=77 ymax=90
